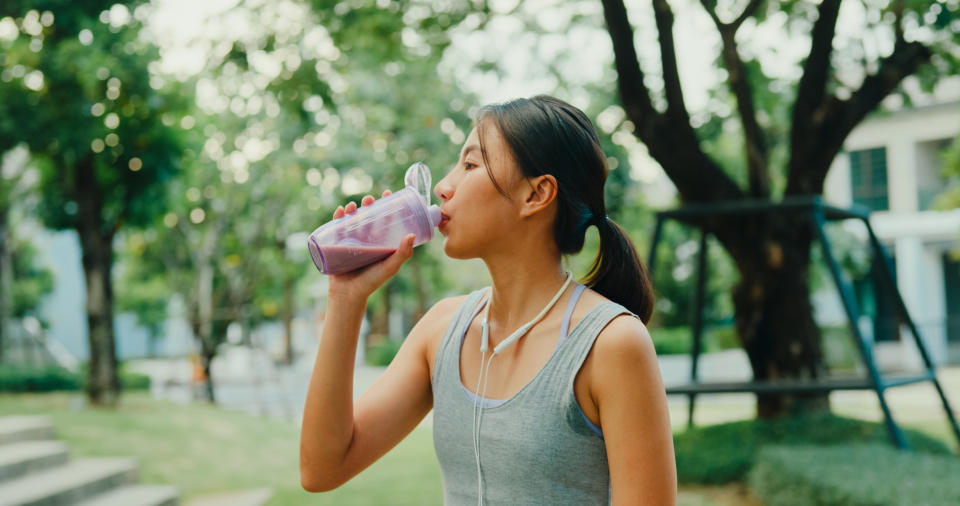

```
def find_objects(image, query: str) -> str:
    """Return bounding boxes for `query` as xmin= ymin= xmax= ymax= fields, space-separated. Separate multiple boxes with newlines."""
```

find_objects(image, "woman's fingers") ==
xmin=379 ymin=234 xmax=415 ymax=277
xmin=333 ymin=189 xmax=391 ymax=219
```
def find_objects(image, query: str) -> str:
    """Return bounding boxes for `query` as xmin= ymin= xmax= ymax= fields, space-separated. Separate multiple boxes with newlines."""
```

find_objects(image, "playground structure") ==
xmin=648 ymin=196 xmax=960 ymax=450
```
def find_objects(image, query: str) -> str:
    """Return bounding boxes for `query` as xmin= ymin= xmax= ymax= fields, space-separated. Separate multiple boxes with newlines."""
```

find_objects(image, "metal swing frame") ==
xmin=647 ymin=195 xmax=960 ymax=450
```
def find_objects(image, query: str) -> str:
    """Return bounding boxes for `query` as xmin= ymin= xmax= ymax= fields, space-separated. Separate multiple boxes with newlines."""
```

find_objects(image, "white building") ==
xmin=824 ymin=100 xmax=960 ymax=367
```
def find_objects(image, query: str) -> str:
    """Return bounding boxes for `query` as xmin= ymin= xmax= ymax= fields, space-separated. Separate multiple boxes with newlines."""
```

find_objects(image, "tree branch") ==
xmin=733 ymin=0 xmax=764 ymax=28
xmin=600 ymin=0 xmax=659 ymax=127
xmin=788 ymin=0 xmax=841 ymax=183
xmin=700 ymin=0 xmax=764 ymax=31
xmin=793 ymin=0 xmax=842 ymax=116
xmin=700 ymin=0 xmax=770 ymax=197
xmin=787 ymin=40 xmax=932 ymax=195
xmin=652 ymin=0 xmax=690 ymax=124
xmin=602 ymin=0 xmax=743 ymax=204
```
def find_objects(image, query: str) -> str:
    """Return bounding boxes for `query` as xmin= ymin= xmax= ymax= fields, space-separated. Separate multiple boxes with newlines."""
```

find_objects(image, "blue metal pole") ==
xmin=812 ymin=207 xmax=908 ymax=449
xmin=862 ymin=218 xmax=960 ymax=450
xmin=687 ymin=230 xmax=708 ymax=428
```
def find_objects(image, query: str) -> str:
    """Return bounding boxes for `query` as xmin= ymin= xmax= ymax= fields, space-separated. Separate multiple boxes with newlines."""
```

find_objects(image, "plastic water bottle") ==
xmin=307 ymin=162 xmax=442 ymax=274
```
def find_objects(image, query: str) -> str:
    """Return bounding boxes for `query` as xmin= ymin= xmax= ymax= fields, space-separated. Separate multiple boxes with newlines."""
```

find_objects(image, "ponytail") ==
xmin=583 ymin=216 xmax=654 ymax=324
xmin=475 ymin=95 xmax=655 ymax=323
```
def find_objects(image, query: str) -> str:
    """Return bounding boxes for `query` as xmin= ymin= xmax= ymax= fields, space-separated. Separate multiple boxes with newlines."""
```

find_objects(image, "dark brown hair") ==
xmin=476 ymin=95 xmax=654 ymax=323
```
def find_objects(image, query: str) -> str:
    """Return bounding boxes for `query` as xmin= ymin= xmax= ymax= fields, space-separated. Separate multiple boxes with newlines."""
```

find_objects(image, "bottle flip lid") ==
xmin=405 ymin=162 xmax=441 ymax=227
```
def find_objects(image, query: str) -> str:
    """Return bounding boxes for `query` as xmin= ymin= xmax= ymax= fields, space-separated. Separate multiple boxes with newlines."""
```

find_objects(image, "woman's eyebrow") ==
xmin=461 ymin=144 xmax=480 ymax=157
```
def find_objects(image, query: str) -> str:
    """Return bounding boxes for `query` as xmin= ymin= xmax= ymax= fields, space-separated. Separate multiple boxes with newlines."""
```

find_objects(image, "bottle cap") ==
xmin=427 ymin=204 xmax=441 ymax=227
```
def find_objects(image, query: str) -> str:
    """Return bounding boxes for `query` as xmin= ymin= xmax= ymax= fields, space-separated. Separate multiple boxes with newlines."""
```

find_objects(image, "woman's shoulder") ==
xmin=576 ymin=287 xmax=652 ymax=357
xmin=414 ymin=291 xmax=485 ymax=372
xmin=410 ymin=289 xmax=485 ymax=341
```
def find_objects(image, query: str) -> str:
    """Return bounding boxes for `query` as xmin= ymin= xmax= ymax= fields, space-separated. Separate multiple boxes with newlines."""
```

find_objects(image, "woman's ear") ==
xmin=519 ymin=174 xmax=558 ymax=217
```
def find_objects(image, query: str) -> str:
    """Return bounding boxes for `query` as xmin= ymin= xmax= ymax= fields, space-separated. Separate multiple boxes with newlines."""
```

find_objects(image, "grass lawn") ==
xmin=0 ymin=392 xmax=441 ymax=505
xmin=0 ymin=391 xmax=760 ymax=505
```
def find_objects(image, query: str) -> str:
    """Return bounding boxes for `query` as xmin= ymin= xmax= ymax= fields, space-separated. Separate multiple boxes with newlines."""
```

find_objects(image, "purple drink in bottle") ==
xmin=308 ymin=162 xmax=442 ymax=274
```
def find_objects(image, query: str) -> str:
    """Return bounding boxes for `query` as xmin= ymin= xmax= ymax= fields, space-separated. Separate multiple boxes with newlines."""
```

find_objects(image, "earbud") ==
xmin=480 ymin=319 xmax=489 ymax=354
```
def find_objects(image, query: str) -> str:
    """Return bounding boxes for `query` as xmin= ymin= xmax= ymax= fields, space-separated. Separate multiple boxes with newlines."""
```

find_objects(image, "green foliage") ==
xmin=365 ymin=338 xmax=403 ymax=367
xmin=673 ymin=412 xmax=951 ymax=485
xmin=648 ymin=223 xmax=737 ymax=329
xmin=0 ymin=364 xmax=79 ymax=392
xmin=934 ymin=134 xmax=960 ymax=210
xmin=10 ymin=237 xmax=53 ymax=320
xmin=0 ymin=364 xmax=150 ymax=392
xmin=0 ymin=2 xmax=184 ymax=232
xmin=649 ymin=325 xmax=739 ymax=355
xmin=749 ymin=444 xmax=960 ymax=506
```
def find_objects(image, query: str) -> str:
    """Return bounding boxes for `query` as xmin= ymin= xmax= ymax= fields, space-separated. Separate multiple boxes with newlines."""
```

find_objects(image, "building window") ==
xmin=945 ymin=252 xmax=960 ymax=344
xmin=849 ymin=147 xmax=889 ymax=212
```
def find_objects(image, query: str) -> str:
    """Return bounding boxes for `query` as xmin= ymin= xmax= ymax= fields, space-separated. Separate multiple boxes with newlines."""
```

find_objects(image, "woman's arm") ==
xmin=591 ymin=316 xmax=677 ymax=505
xmin=299 ymin=195 xmax=450 ymax=492
xmin=299 ymin=292 xmax=455 ymax=491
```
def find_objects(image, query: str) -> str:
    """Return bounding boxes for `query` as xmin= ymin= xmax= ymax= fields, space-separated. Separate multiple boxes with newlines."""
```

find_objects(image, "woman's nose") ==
xmin=434 ymin=173 xmax=452 ymax=202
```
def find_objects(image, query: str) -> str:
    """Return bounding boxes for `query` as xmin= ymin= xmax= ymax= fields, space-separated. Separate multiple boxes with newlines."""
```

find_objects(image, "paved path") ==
xmin=128 ymin=346 xmax=960 ymax=438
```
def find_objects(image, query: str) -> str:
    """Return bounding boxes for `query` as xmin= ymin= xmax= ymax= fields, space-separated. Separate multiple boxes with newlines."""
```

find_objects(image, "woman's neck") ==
xmin=482 ymin=252 xmax=568 ymax=335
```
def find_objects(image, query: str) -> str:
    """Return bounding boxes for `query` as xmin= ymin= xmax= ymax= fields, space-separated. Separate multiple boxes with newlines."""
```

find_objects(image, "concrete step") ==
xmin=0 ymin=417 xmax=54 ymax=446
xmin=0 ymin=440 xmax=69 ymax=482
xmin=0 ymin=457 xmax=138 ymax=506
xmin=76 ymin=484 xmax=180 ymax=506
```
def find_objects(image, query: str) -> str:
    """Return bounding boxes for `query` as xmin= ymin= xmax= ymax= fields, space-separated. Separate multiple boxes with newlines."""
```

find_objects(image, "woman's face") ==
xmin=433 ymin=121 xmax=525 ymax=259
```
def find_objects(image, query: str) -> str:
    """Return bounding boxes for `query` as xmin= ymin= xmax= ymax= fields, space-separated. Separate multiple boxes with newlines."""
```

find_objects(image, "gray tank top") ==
xmin=431 ymin=286 xmax=633 ymax=505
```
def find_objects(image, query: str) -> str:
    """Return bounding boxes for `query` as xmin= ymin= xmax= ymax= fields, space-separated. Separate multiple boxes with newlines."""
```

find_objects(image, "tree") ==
xmin=0 ymin=2 xmax=183 ymax=404
xmin=0 ymin=146 xmax=48 ymax=362
xmin=600 ymin=0 xmax=960 ymax=417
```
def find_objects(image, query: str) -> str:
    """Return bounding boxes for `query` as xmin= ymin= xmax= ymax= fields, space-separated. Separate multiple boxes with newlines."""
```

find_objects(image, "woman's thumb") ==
xmin=386 ymin=234 xmax=415 ymax=270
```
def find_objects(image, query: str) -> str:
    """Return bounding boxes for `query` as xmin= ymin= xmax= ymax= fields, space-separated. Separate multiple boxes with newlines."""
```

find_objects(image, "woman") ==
xmin=300 ymin=96 xmax=676 ymax=505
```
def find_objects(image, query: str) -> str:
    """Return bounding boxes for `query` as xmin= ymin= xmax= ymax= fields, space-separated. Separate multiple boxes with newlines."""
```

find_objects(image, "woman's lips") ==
xmin=438 ymin=212 xmax=451 ymax=231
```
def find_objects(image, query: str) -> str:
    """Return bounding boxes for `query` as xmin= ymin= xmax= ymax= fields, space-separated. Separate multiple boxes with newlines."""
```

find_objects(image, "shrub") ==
xmin=749 ymin=444 xmax=960 ymax=506
xmin=0 ymin=364 xmax=150 ymax=392
xmin=0 ymin=364 xmax=80 ymax=392
xmin=650 ymin=326 xmax=694 ymax=355
xmin=366 ymin=339 xmax=403 ymax=367
xmin=119 ymin=369 xmax=151 ymax=391
xmin=673 ymin=412 xmax=951 ymax=484
xmin=650 ymin=325 xmax=741 ymax=355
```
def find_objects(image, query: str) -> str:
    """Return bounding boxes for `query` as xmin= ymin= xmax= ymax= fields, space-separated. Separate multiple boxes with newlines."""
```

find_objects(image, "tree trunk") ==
xmin=195 ymin=260 xmax=216 ymax=403
xmin=200 ymin=343 xmax=216 ymax=403
xmin=75 ymin=159 xmax=120 ymax=406
xmin=715 ymin=214 xmax=829 ymax=418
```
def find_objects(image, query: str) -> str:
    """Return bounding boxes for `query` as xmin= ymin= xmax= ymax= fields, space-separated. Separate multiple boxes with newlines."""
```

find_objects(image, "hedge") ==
xmin=749 ymin=444 xmax=960 ymax=506
xmin=0 ymin=364 xmax=150 ymax=392
xmin=673 ymin=412 xmax=951 ymax=484
xmin=365 ymin=339 xmax=403 ymax=367
xmin=650 ymin=325 xmax=742 ymax=355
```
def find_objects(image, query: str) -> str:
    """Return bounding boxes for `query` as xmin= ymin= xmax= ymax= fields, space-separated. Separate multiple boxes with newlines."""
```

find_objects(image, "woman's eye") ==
xmin=463 ymin=162 xmax=477 ymax=170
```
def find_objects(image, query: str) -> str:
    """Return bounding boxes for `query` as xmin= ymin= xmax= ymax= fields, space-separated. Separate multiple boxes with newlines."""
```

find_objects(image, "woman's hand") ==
xmin=327 ymin=190 xmax=415 ymax=302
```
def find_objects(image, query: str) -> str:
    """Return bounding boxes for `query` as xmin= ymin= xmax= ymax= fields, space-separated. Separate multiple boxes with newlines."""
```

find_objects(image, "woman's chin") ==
xmin=441 ymin=239 xmax=472 ymax=260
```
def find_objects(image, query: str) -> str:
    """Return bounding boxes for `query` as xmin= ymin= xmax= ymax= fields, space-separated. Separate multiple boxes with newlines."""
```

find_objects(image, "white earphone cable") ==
xmin=471 ymin=272 xmax=573 ymax=505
